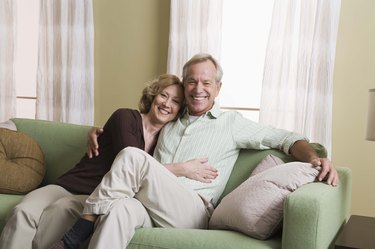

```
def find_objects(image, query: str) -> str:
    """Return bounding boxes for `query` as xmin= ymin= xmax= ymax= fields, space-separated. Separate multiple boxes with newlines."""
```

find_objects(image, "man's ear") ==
xmin=216 ymin=81 xmax=222 ymax=95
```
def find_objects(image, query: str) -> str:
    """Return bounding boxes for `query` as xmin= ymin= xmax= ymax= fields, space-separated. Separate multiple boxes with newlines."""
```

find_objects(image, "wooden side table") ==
xmin=335 ymin=215 xmax=375 ymax=249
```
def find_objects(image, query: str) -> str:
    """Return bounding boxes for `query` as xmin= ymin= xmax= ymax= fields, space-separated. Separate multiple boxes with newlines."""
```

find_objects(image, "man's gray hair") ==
xmin=182 ymin=53 xmax=223 ymax=84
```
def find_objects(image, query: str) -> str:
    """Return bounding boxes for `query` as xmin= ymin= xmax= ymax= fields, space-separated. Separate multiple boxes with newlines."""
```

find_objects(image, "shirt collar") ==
xmin=206 ymin=101 xmax=221 ymax=118
xmin=181 ymin=101 xmax=222 ymax=122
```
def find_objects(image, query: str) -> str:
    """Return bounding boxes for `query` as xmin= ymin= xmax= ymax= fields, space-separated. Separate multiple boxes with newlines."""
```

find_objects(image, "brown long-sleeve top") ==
xmin=55 ymin=108 xmax=150 ymax=195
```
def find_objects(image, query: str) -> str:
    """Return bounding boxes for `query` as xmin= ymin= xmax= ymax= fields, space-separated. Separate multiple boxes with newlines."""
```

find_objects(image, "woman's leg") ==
xmin=33 ymin=195 xmax=87 ymax=249
xmin=0 ymin=185 xmax=72 ymax=249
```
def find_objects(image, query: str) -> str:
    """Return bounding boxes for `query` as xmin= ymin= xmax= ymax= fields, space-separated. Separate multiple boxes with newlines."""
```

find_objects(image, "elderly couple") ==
xmin=0 ymin=54 xmax=339 ymax=249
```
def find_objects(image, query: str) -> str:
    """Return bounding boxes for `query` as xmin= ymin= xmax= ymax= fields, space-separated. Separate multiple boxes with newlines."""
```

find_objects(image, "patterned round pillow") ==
xmin=0 ymin=128 xmax=45 ymax=194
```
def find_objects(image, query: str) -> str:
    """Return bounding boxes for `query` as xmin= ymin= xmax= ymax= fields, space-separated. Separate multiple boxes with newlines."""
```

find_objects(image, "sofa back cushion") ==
xmin=11 ymin=118 xmax=91 ymax=186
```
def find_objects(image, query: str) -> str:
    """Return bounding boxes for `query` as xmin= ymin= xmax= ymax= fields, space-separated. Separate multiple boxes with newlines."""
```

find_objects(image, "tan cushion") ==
xmin=0 ymin=128 xmax=45 ymax=194
xmin=209 ymin=160 xmax=319 ymax=240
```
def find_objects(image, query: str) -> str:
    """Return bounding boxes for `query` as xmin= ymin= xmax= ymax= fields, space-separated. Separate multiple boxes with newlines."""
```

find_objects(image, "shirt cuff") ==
xmin=282 ymin=134 xmax=309 ymax=155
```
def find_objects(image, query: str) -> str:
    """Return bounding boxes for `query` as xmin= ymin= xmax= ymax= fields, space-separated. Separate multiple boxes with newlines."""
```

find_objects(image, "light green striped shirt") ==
xmin=153 ymin=102 xmax=307 ymax=205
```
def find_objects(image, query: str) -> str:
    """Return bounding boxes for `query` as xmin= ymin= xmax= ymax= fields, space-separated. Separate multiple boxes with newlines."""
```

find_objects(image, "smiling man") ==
xmin=183 ymin=58 xmax=222 ymax=116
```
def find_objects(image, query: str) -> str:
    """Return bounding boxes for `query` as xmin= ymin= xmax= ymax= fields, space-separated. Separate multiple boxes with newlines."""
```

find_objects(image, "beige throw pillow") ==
xmin=250 ymin=154 xmax=284 ymax=176
xmin=209 ymin=161 xmax=320 ymax=240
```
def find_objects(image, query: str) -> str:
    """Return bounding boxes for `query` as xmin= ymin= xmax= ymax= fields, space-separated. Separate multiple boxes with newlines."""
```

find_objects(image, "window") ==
xmin=15 ymin=0 xmax=39 ymax=119
xmin=219 ymin=0 xmax=274 ymax=121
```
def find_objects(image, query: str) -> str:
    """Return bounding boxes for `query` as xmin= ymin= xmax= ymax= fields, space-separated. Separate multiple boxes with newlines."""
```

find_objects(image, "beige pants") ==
xmin=86 ymin=147 xmax=212 ymax=249
xmin=0 ymin=185 xmax=87 ymax=249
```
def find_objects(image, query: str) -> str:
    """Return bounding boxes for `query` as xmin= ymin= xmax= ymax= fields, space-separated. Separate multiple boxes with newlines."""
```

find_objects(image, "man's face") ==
xmin=184 ymin=60 xmax=222 ymax=116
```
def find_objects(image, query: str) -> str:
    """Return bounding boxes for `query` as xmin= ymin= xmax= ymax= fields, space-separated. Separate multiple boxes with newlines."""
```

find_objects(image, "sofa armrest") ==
xmin=281 ymin=167 xmax=352 ymax=249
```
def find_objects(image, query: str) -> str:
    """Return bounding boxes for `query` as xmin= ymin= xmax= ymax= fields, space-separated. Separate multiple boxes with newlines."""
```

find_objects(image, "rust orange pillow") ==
xmin=0 ymin=128 xmax=45 ymax=194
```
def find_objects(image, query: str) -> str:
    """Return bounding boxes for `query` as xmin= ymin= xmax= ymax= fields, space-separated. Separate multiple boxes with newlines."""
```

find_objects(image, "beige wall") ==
xmin=333 ymin=0 xmax=375 ymax=217
xmin=93 ymin=0 xmax=170 ymax=125
xmin=93 ymin=0 xmax=375 ymax=216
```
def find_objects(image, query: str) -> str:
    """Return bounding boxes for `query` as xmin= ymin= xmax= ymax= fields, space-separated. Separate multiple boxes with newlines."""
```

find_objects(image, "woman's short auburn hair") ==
xmin=138 ymin=74 xmax=184 ymax=115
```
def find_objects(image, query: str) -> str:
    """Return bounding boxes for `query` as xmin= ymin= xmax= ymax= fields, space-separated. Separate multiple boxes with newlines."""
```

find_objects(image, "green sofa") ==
xmin=0 ymin=118 xmax=352 ymax=249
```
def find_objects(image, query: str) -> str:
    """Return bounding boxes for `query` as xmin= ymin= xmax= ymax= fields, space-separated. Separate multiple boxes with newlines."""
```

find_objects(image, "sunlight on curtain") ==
xmin=167 ymin=0 xmax=223 ymax=78
xmin=219 ymin=0 xmax=274 ymax=121
xmin=259 ymin=0 xmax=341 ymax=156
xmin=0 ymin=0 xmax=16 ymax=122
xmin=37 ymin=0 xmax=94 ymax=125
xmin=15 ymin=0 xmax=39 ymax=119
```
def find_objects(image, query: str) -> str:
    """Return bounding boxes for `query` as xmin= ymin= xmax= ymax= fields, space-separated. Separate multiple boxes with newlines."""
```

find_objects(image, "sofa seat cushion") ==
xmin=128 ymin=227 xmax=281 ymax=249
xmin=0 ymin=128 xmax=45 ymax=194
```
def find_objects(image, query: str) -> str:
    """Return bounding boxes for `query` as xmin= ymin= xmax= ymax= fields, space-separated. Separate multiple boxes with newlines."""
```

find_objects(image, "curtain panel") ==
xmin=0 ymin=0 xmax=16 ymax=122
xmin=259 ymin=0 xmax=341 ymax=155
xmin=36 ymin=0 xmax=94 ymax=125
xmin=167 ymin=0 xmax=223 ymax=78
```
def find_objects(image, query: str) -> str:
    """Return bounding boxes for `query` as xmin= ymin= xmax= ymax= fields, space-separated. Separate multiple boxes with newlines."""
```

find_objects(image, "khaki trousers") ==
xmin=0 ymin=185 xmax=87 ymax=249
xmin=86 ymin=147 xmax=212 ymax=249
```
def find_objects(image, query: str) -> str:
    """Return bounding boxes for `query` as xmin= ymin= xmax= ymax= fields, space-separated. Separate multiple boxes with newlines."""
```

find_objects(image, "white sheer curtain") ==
xmin=0 ymin=0 xmax=16 ymax=122
xmin=36 ymin=0 xmax=94 ymax=125
xmin=167 ymin=0 xmax=223 ymax=77
xmin=259 ymin=0 xmax=341 ymax=155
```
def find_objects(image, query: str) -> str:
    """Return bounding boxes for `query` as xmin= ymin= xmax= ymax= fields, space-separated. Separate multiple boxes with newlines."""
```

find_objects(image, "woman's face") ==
xmin=150 ymin=84 xmax=184 ymax=124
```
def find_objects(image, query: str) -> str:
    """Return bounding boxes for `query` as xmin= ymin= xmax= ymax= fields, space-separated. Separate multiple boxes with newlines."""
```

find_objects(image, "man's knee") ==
xmin=118 ymin=147 xmax=145 ymax=158
xmin=115 ymin=147 xmax=152 ymax=170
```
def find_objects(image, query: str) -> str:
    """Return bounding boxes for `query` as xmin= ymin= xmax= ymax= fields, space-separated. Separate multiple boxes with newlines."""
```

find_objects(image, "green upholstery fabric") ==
xmin=282 ymin=167 xmax=352 ymax=249
xmin=0 ymin=118 xmax=352 ymax=249
xmin=0 ymin=194 xmax=24 ymax=231
xmin=128 ymin=228 xmax=282 ymax=249
xmin=11 ymin=118 xmax=91 ymax=185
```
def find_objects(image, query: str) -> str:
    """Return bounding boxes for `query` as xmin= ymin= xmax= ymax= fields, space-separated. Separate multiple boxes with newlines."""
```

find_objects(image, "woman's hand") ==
xmin=87 ymin=127 xmax=103 ymax=158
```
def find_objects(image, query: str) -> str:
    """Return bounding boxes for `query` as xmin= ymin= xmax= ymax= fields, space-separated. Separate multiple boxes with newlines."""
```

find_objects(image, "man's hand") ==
xmin=87 ymin=127 xmax=103 ymax=158
xmin=290 ymin=140 xmax=339 ymax=186
xmin=310 ymin=157 xmax=339 ymax=186
xmin=165 ymin=158 xmax=219 ymax=183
